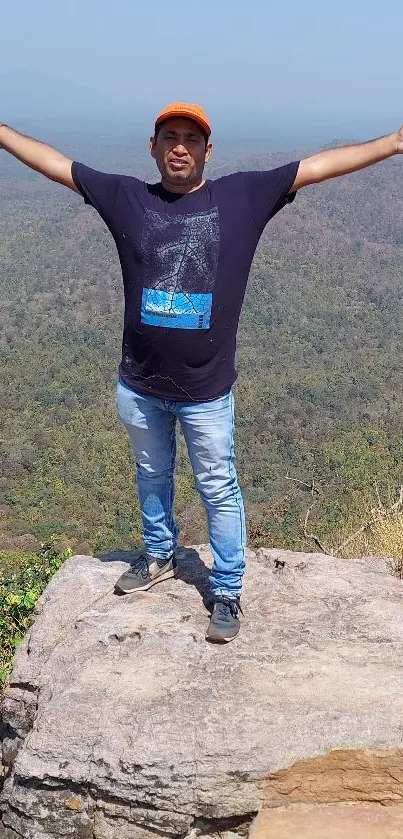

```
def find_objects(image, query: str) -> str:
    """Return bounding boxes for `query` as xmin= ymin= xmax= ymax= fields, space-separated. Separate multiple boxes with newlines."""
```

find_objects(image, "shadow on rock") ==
xmin=95 ymin=546 xmax=212 ymax=611
xmin=175 ymin=546 xmax=212 ymax=611
xmin=96 ymin=547 xmax=144 ymax=565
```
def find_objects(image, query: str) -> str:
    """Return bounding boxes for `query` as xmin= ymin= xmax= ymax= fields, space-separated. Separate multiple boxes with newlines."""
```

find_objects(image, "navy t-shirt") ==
xmin=72 ymin=161 xmax=299 ymax=401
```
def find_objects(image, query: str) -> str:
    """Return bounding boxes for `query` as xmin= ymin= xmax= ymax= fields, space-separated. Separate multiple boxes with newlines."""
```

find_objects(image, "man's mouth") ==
xmin=169 ymin=159 xmax=188 ymax=170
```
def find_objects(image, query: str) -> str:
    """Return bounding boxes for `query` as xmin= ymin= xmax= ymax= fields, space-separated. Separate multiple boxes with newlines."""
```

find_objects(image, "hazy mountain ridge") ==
xmin=0 ymin=69 xmax=135 ymax=121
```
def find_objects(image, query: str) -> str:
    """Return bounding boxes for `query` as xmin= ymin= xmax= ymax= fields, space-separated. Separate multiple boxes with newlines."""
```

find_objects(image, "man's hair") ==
xmin=154 ymin=120 xmax=209 ymax=147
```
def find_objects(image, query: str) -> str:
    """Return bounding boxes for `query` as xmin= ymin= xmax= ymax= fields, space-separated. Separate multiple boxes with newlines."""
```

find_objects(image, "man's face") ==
xmin=150 ymin=117 xmax=213 ymax=191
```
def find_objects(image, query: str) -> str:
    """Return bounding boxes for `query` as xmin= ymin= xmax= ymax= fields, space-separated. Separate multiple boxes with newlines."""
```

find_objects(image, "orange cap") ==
xmin=155 ymin=102 xmax=211 ymax=138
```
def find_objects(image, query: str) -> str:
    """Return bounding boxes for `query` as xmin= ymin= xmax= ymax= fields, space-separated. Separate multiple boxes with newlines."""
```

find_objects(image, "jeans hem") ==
xmin=145 ymin=550 xmax=176 ymax=561
xmin=211 ymin=589 xmax=242 ymax=599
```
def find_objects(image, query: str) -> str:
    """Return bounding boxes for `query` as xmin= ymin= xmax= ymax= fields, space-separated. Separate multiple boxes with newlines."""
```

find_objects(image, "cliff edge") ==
xmin=1 ymin=546 xmax=403 ymax=838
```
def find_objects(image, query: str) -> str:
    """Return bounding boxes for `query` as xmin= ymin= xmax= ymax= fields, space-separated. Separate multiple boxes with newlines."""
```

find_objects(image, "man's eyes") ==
xmin=163 ymin=134 xmax=200 ymax=143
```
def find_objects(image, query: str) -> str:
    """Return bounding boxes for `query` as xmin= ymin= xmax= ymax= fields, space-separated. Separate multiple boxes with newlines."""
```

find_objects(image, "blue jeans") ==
xmin=116 ymin=380 xmax=246 ymax=598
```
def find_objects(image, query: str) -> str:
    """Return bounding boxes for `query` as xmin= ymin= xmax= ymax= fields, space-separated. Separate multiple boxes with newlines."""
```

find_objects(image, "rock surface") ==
xmin=1 ymin=546 xmax=403 ymax=838
xmin=249 ymin=803 xmax=403 ymax=838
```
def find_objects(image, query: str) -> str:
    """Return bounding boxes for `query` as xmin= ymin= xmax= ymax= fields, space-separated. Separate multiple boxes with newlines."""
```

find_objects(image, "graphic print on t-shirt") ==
xmin=140 ymin=207 xmax=220 ymax=329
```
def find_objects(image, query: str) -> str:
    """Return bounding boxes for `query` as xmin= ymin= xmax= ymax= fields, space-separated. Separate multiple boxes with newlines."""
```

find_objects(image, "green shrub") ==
xmin=0 ymin=550 xmax=38 ymax=578
xmin=0 ymin=540 xmax=72 ymax=685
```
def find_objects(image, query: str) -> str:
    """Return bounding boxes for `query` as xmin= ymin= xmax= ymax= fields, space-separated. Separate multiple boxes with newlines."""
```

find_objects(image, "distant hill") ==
xmin=0 ymin=69 xmax=139 ymax=123
xmin=2 ymin=71 xmax=398 ymax=150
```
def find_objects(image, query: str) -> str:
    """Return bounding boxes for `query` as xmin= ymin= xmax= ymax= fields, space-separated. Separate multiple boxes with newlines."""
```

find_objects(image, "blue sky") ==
xmin=1 ymin=0 xmax=402 ymax=142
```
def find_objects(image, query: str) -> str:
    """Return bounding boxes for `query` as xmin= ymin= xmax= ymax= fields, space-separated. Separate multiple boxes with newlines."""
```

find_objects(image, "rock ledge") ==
xmin=1 ymin=546 xmax=403 ymax=838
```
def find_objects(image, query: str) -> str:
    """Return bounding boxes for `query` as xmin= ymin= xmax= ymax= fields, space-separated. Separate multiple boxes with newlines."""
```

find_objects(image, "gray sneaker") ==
xmin=205 ymin=597 xmax=243 ymax=643
xmin=114 ymin=553 xmax=177 ymax=593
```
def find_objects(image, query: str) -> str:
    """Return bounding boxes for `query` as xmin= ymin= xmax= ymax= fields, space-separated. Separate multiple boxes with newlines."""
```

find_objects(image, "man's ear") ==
xmin=150 ymin=136 xmax=156 ymax=159
xmin=205 ymin=142 xmax=213 ymax=163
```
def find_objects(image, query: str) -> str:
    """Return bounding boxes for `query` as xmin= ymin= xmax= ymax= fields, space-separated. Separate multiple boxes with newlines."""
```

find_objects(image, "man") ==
xmin=1 ymin=104 xmax=402 ymax=642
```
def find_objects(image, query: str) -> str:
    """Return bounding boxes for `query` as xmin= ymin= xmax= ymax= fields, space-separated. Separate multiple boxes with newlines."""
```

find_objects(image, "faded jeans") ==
xmin=116 ymin=379 xmax=246 ymax=598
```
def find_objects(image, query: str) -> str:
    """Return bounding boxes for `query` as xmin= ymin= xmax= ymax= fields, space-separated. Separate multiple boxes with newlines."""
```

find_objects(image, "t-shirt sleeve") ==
xmin=71 ymin=161 xmax=124 ymax=227
xmin=242 ymin=161 xmax=300 ymax=232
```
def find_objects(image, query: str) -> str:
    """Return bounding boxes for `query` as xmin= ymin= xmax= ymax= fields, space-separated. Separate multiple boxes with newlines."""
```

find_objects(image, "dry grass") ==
xmin=302 ymin=487 xmax=403 ymax=579
xmin=369 ymin=510 xmax=403 ymax=578
xmin=338 ymin=501 xmax=403 ymax=578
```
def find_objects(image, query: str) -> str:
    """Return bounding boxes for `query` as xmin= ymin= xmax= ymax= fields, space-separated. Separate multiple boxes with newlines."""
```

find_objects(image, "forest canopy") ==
xmin=1 ymin=138 xmax=402 ymax=563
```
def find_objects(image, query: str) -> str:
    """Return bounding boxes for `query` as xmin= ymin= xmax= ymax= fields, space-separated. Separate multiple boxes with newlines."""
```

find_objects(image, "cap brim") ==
xmin=155 ymin=110 xmax=211 ymax=137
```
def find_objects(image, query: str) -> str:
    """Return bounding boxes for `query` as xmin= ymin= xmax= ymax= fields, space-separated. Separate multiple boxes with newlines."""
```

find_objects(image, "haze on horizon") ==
xmin=1 ymin=0 xmax=402 ymax=149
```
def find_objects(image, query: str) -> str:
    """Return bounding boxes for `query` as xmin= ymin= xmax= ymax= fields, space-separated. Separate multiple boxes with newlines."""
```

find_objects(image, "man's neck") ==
xmin=160 ymin=178 xmax=206 ymax=194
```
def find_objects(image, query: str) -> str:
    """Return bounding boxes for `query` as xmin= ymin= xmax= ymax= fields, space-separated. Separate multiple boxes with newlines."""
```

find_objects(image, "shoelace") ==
xmin=216 ymin=597 xmax=243 ymax=622
xmin=130 ymin=553 xmax=150 ymax=580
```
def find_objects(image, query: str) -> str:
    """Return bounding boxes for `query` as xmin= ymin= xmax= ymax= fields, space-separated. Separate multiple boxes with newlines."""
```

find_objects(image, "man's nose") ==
xmin=172 ymin=142 xmax=187 ymax=155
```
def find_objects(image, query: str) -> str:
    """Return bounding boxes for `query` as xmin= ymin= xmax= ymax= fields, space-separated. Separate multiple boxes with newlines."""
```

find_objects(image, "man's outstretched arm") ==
xmin=291 ymin=127 xmax=403 ymax=191
xmin=0 ymin=123 xmax=79 ymax=193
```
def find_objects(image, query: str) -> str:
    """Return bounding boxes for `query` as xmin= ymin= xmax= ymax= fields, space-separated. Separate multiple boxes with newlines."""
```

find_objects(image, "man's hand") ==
xmin=0 ymin=123 xmax=79 ymax=193
xmin=291 ymin=129 xmax=401 ymax=192
xmin=396 ymin=125 xmax=403 ymax=153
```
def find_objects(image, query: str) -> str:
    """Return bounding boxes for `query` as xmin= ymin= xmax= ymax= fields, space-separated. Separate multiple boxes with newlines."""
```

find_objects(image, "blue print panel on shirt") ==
xmin=141 ymin=289 xmax=212 ymax=329
xmin=140 ymin=206 xmax=220 ymax=329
